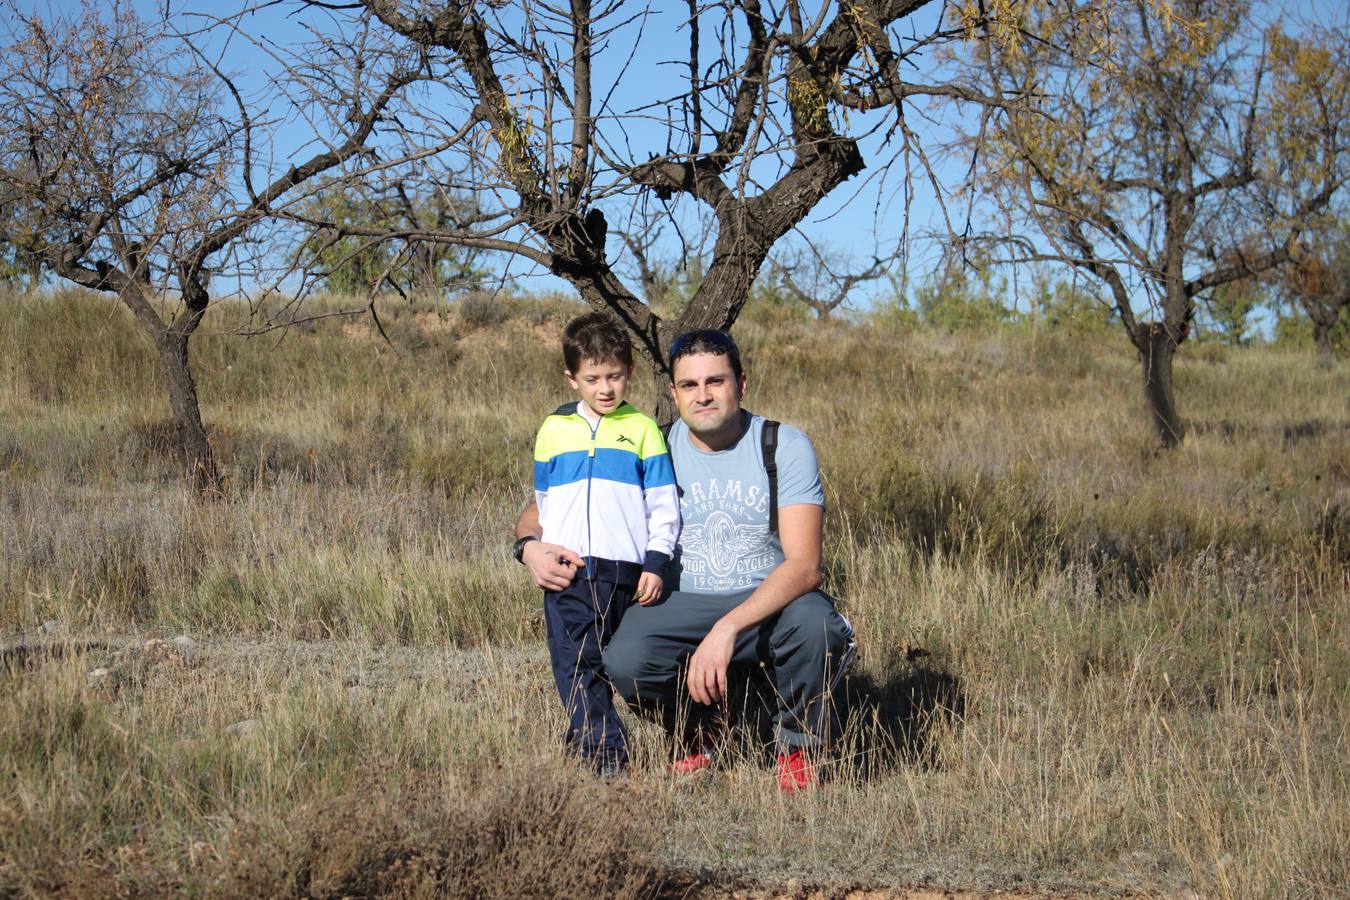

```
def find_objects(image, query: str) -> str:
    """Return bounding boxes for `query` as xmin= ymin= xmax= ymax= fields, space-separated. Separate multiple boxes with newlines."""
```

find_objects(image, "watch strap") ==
xmin=513 ymin=535 xmax=538 ymax=562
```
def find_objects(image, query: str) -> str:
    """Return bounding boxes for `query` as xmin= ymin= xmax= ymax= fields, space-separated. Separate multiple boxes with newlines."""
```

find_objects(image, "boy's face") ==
xmin=565 ymin=357 xmax=632 ymax=417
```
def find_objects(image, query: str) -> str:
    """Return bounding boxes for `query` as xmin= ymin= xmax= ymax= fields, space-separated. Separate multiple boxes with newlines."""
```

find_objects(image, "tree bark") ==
xmin=155 ymin=328 xmax=218 ymax=494
xmin=1136 ymin=323 xmax=1184 ymax=449
xmin=653 ymin=386 xmax=677 ymax=427
xmin=107 ymin=278 xmax=219 ymax=494
xmin=1306 ymin=299 xmax=1342 ymax=359
xmin=1312 ymin=319 xmax=1334 ymax=358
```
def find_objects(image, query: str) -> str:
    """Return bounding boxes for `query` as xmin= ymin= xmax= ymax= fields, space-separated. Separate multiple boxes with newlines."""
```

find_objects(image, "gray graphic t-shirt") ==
xmin=666 ymin=413 xmax=823 ymax=595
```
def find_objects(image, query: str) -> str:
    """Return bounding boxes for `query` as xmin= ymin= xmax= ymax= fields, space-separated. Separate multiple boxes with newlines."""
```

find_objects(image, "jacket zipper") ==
xmin=584 ymin=409 xmax=599 ymax=561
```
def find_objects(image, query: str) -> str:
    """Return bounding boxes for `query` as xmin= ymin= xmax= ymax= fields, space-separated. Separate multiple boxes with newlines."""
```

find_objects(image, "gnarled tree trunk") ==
xmin=1307 ymin=300 xmax=1342 ymax=359
xmin=1313 ymin=319 xmax=1335 ymax=358
xmin=156 ymin=328 xmax=218 ymax=493
xmin=1135 ymin=322 xmax=1185 ymax=449
xmin=115 ymin=282 xmax=220 ymax=495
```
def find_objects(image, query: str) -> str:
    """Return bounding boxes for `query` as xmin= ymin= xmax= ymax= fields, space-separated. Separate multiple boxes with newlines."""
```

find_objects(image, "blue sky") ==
xmin=31 ymin=0 xmax=1350 ymax=323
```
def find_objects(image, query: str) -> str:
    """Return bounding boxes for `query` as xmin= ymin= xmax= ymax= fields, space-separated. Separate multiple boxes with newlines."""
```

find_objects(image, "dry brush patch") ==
xmin=0 ymin=638 xmax=687 ymax=898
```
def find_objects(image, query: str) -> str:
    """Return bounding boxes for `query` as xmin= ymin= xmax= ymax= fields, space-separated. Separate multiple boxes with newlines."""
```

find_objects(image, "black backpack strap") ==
xmin=762 ymin=419 xmax=780 ymax=535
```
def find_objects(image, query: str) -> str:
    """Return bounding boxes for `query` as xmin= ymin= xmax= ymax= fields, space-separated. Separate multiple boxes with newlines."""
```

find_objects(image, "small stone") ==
xmin=139 ymin=637 xmax=193 ymax=668
xmin=88 ymin=667 xmax=111 ymax=682
xmin=188 ymin=840 xmax=213 ymax=866
xmin=225 ymin=718 xmax=263 ymax=739
xmin=41 ymin=620 xmax=62 ymax=635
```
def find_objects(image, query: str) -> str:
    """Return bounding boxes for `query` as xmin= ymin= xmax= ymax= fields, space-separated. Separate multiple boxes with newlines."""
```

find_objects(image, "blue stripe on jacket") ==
xmin=534 ymin=448 xmax=675 ymax=492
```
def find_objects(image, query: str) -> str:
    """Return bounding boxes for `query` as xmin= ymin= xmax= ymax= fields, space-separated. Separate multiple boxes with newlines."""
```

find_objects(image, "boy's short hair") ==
xmin=563 ymin=312 xmax=633 ymax=372
xmin=668 ymin=328 xmax=743 ymax=381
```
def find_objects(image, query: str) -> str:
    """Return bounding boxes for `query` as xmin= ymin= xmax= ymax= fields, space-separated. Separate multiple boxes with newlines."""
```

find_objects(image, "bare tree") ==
xmin=297 ymin=0 xmax=1032 ymax=418
xmin=770 ymin=244 xmax=887 ymax=319
xmin=293 ymin=178 xmax=488 ymax=301
xmin=971 ymin=0 xmax=1349 ymax=447
xmin=0 ymin=2 xmax=421 ymax=491
xmin=607 ymin=206 xmax=722 ymax=314
xmin=618 ymin=223 xmax=681 ymax=312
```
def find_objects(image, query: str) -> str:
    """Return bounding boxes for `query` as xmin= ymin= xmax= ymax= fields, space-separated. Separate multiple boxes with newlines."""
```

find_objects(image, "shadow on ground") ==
xmin=696 ymin=649 xmax=965 ymax=782
xmin=833 ymin=654 xmax=965 ymax=780
xmin=0 ymin=638 xmax=110 ymax=675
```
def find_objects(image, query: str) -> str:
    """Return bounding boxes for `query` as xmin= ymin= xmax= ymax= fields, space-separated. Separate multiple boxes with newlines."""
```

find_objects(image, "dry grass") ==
xmin=0 ymin=638 xmax=681 ymax=898
xmin=1 ymin=288 xmax=1348 ymax=896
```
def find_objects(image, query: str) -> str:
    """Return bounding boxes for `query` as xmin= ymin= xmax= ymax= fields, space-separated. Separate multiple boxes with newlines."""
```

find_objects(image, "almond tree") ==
xmin=972 ymin=0 xmax=1348 ymax=447
xmin=0 ymin=2 xmax=421 ymax=490
xmin=307 ymin=0 xmax=1053 ymax=418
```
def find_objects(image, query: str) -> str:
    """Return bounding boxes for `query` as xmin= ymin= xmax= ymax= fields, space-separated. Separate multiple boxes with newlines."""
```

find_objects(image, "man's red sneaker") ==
xmin=776 ymin=748 xmax=815 ymax=793
xmin=670 ymin=717 xmax=728 ymax=775
xmin=670 ymin=749 xmax=716 ymax=775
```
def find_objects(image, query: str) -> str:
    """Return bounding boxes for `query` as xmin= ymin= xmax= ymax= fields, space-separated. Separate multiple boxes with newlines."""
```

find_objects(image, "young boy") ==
xmin=517 ymin=312 xmax=679 ymax=776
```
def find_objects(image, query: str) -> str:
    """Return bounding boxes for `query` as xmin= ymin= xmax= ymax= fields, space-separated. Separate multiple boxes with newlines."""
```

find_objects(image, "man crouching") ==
xmin=520 ymin=328 xmax=854 ymax=792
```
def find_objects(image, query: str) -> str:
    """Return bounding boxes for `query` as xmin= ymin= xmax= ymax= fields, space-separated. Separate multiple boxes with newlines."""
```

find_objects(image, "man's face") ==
xmin=565 ymin=357 xmax=631 ymax=417
xmin=670 ymin=351 xmax=746 ymax=439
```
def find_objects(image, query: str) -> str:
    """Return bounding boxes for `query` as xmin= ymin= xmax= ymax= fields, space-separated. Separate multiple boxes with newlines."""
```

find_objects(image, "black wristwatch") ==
xmin=513 ymin=535 xmax=538 ymax=563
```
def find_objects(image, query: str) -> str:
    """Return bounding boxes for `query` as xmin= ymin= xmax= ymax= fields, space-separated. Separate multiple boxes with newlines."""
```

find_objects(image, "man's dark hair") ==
xmin=562 ymin=312 xmax=633 ymax=372
xmin=668 ymin=329 xmax=743 ymax=381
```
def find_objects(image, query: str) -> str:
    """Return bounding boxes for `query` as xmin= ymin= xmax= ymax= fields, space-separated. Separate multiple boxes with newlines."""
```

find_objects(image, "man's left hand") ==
xmin=686 ymin=619 xmax=738 ymax=705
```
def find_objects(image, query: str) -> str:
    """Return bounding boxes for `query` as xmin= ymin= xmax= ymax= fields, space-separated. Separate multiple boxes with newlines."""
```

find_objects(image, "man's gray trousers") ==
xmin=601 ymin=589 xmax=855 ymax=751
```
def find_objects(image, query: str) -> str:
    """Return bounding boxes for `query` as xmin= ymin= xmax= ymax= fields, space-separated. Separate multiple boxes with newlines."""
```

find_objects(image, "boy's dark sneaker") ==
xmin=775 ymin=748 xmax=815 ymax=794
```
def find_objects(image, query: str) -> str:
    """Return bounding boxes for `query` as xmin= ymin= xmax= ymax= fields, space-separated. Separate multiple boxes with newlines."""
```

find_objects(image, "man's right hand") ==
xmin=521 ymin=540 xmax=585 ymax=591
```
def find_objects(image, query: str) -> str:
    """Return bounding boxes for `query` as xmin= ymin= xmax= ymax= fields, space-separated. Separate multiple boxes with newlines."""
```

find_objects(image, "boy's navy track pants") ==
xmin=542 ymin=557 xmax=638 ymax=773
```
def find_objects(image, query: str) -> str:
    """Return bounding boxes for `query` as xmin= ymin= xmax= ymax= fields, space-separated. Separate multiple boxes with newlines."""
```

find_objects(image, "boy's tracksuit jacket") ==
xmin=533 ymin=401 xmax=679 ymax=577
